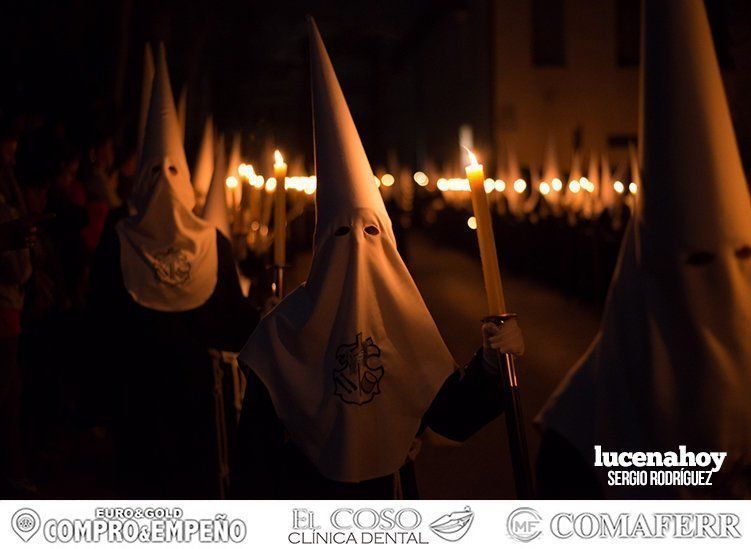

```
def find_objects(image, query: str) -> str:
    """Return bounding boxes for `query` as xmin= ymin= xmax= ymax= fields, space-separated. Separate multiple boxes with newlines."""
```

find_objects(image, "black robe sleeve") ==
xmin=205 ymin=232 xmax=260 ymax=352
xmin=231 ymin=369 xmax=287 ymax=498
xmin=421 ymin=349 xmax=506 ymax=442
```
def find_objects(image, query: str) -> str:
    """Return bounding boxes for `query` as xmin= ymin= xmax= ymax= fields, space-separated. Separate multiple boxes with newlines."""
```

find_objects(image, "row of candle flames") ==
xmin=213 ymin=149 xmax=638 ymax=255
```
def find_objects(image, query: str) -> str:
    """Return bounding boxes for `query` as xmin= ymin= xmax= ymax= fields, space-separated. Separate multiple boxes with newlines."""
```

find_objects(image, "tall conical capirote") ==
xmin=134 ymin=42 xmax=193 ymax=213
xmin=308 ymin=17 xmax=390 ymax=245
xmin=136 ymin=43 xmax=155 ymax=165
xmin=639 ymin=0 xmax=751 ymax=251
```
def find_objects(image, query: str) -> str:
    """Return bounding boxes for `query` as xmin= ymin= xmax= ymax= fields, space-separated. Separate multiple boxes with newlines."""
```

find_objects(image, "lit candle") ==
xmin=225 ymin=176 xmax=239 ymax=228
xmin=464 ymin=147 xmax=506 ymax=315
xmin=273 ymin=149 xmax=288 ymax=295
xmin=247 ymin=165 xmax=263 ymax=231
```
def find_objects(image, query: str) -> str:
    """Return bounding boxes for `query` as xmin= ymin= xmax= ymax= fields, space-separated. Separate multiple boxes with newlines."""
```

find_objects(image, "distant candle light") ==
xmin=274 ymin=149 xmax=285 ymax=168
xmin=467 ymin=216 xmax=477 ymax=230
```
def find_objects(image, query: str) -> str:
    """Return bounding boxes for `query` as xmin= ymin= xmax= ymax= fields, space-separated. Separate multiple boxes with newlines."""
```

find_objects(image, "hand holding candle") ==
xmin=464 ymin=147 xmax=533 ymax=499
xmin=464 ymin=147 xmax=505 ymax=315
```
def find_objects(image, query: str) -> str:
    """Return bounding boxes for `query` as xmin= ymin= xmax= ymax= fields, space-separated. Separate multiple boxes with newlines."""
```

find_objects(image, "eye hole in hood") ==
xmin=736 ymin=246 xmax=751 ymax=260
xmin=685 ymin=251 xmax=716 ymax=266
xmin=334 ymin=226 xmax=350 ymax=236
xmin=364 ymin=225 xmax=380 ymax=236
xmin=168 ymin=165 xmax=177 ymax=175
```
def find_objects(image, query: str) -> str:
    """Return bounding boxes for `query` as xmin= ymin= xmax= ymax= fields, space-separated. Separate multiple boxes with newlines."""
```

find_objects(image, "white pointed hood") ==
xmin=504 ymin=142 xmax=525 ymax=217
xmin=116 ymin=44 xmax=217 ymax=312
xmin=599 ymin=151 xmax=616 ymax=210
xmin=542 ymin=133 xmax=563 ymax=209
xmin=538 ymin=0 xmax=751 ymax=496
xmin=136 ymin=43 xmax=155 ymax=165
xmin=192 ymin=116 xmax=215 ymax=204
xmin=239 ymin=18 xmax=456 ymax=483
xmin=309 ymin=25 xmax=390 ymax=241
xmin=203 ymin=133 xmax=230 ymax=238
xmin=584 ymin=152 xmax=601 ymax=218
xmin=177 ymin=85 xmax=187 ymax=144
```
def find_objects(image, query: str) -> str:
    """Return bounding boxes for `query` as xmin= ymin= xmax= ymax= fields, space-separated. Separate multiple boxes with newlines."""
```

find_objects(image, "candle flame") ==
xmin=274 ymin=149 xmax=284 ymax=166
xmin=225 ymin=176 xmax=238 ymax=189
xmin=463 ymin=146 xmax=480 ymax=168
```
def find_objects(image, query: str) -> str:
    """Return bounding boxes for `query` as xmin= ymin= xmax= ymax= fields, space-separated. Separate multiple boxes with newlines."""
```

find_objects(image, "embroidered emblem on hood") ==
xmin=334 ymin=333 xmax=385 ymax=405
xmin=147 ymin=247 xmax=191 ymax=286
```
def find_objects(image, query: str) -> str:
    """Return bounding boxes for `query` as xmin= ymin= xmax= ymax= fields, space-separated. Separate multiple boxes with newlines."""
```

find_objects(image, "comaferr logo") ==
xmin=550 ymin=512 xmax=741 ymax=539
xmin=507 ymin=507 xmax=542 ymax=542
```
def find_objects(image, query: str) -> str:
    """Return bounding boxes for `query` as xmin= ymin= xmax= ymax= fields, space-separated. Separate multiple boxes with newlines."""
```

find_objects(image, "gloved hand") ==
xmin=482 ymin=317 xmax=525 ymax=368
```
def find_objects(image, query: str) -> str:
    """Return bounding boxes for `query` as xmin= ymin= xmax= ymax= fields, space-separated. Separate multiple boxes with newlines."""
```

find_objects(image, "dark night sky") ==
xmin=0 ymin=0 xmax=443 ymax=167
xmin=1 ymin=0 xmax=750 ymax=170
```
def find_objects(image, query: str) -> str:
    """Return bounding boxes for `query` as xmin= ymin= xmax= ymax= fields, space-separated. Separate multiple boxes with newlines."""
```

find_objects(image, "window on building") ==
xmin=615 ymin=0 xmax=640 ymax=67
xmin=532 ymin=0 xmax=565 ymax=67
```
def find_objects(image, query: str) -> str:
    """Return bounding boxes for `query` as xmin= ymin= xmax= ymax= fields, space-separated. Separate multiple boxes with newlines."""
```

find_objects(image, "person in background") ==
xmin=82 ymin=132 xmax=116 ymax=254
xmin=89 ymin=45 xmax=260 ymax=497
xmin=0 ymin=119 xmax=34 ymax=497
xmin=38 ymin=138 xmax=89 ymax=310
xmin=536 ymin=0 xmax=751 ymax=499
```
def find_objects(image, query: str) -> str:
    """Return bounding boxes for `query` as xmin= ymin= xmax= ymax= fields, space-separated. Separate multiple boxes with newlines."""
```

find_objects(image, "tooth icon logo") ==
xmin=11 ymin=508 xmax=40 ymax=542
xmin=429 ymin=506 xmax=475 ymax=542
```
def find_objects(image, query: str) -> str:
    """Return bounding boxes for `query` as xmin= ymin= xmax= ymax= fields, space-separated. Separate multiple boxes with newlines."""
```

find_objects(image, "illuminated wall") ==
xmin=490 ymin=0 xmax=639 ymax=173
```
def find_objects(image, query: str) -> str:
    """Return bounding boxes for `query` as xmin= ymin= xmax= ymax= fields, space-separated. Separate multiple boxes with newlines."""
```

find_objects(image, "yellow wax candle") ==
xmin=225 ymin=176 xmax=239 ymax=227
xmin=247 ymin=165 xmax=263 ymax=227
xmin=465 ymin=148 xmax=506 ymax=315
xmin=273 ymin=149 xmax=288 ymax=267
